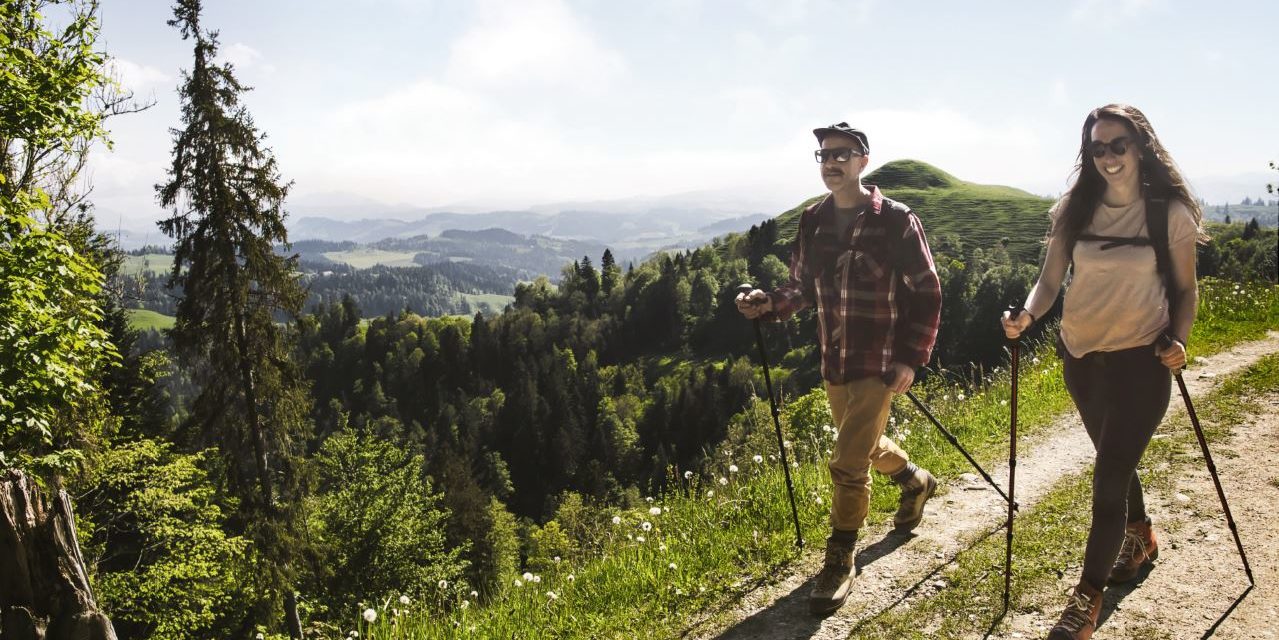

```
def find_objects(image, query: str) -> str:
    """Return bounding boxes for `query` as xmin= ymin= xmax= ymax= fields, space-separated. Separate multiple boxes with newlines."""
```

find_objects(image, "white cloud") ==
xmin=1050 ymin=79 xmax=1068 ymax=105
xmin=446 ymin=0 xmax=625 ymax=91
xmin=106 ymin=58 xmax=170 ymax=93
xmin=1071 ymin=0 xmax=1157 ymax=21
xmin=746 ymin=0 xmax=874 ymax=26
xmin=218 ymin=42 xmax=275 ymax=74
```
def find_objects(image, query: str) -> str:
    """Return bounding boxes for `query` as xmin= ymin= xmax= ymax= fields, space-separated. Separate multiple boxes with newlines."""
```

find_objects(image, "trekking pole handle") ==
xmin=1005 ymin=305 xmax=1027 ymax=343
xmin=1156 ymin=333 xmax=1186 ymax=373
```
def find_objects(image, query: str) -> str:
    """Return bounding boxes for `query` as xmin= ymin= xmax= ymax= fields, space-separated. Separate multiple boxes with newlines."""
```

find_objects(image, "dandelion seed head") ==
xmin=669 ymin=562 xmax=677 ymax=570
xmin=718 ymin=477 xmax=728 ymax=486
xmin=753 ymin=454 xmax=764 ymax=463
xmin=684 ymin=470 xmax=693 ymax=480
xmin=646 ymin=496 xmax=654 ymax=503
xmin=461 ymin=600 xmax=470 ymax=609
xmin=568 ymin=574 xmax=575 ymax=582
xmin=642 ymin=521 xmax=652 ymax=531
xmin=514 ymin=579 xmax=523 ymax=587
xmin=523 ymin=572 xmax=534 ymax=581
xmin=729 ymin=464 xmax=739 ymax=473
xmin=649 ymin=506 xmax=662 ymax=516
xmin=362 ymin=608 xmax=377 ymax=623
xmin=546 ymin=591 xmax=558 ymax=600
xmin=612 ymin=515 xmax=621 ymax=525
xmin=399 ymin=595 xmax=410 ymax=605
xmin=706 ymin=489 xmax=714 ymax=497
xmin=438 ymin=579 xmax=448 ymax=589
xmin=554 ymin=556 xmax=561 ymax=563
xmin=659 ymin=543 xmax=667 ymax=551
xmin=470 ymin=590 xmax=478 ymax=598
xmin=636 ymin=535 xmax=646 ymax=542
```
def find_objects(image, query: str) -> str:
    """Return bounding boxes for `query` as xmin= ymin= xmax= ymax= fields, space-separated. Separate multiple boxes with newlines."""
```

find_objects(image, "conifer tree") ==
xmin=601 ymin=248 xmax=619 ymax=295
xmin=156 ymin=1 xmax=310 ymax=634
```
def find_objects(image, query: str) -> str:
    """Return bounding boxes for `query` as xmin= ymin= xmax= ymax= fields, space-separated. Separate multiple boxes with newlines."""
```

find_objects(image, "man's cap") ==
xmin=813 ymin=122 xmax=869 ymax=155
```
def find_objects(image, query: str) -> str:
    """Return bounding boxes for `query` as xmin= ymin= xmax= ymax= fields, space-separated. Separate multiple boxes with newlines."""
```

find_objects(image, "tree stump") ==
xmin=0 ymin=469 xmax=116 ymax=640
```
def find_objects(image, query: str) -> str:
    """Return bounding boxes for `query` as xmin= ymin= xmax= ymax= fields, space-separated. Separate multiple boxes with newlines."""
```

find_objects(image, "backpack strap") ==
xmin=880 ymin=196 xmax=913 ymax=272
xmin=1145 ymin=194 xmax=1177 ymax=314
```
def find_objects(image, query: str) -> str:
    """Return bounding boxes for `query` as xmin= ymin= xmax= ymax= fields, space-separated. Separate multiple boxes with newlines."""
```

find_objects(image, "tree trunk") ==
xmin=0 ymin=469 xmax=117 ymax=640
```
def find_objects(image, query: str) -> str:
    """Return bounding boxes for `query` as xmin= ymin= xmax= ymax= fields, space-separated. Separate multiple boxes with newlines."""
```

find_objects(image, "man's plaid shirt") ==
xmin=766 ymin=186 xmax=942 ymax=384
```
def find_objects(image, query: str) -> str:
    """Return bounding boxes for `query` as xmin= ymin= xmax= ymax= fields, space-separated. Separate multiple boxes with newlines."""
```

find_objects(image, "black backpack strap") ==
xmin=1145 ymin=194 xmax=1177 ymax=313
xmin=880 ymin=196 xmax=912 ymax=272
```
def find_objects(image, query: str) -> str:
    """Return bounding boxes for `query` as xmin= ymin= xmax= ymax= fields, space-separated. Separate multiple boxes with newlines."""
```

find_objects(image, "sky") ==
xmin=90 ymin=0 xmax=1278 ymax=230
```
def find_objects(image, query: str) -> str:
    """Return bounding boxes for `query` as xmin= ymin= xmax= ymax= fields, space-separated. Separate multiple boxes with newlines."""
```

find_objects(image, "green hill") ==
xmin=775 ymin=160 xmax=1054 ymax=264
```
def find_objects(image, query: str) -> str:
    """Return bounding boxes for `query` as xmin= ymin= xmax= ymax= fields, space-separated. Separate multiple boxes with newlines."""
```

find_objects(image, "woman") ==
xmin=1001 ymin=104 xmax=1204 ymax=640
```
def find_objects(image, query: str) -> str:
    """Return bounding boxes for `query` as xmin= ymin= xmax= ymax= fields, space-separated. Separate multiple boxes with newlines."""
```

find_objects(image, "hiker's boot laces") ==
xmin=1054 ymin=590 xmax=1094 ymax=632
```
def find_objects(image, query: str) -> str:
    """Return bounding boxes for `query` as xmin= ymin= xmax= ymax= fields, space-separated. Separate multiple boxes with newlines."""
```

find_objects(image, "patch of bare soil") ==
xmin=683 ymin=332 xmax=1279 ymax=640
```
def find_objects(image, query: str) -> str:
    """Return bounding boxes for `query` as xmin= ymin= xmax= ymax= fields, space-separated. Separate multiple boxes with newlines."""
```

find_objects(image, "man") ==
xmin=736 ymin=122 xmax=943 ymax=616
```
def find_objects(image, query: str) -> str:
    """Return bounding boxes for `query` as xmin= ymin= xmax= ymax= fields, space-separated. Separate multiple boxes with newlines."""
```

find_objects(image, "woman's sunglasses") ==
xmin=1087 ymin=137 xmax=1135 ymax=159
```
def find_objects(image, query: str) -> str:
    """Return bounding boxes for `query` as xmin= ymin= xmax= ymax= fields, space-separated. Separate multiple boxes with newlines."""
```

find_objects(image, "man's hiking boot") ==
xmin=1109 ymin=518 xmax=1158 ymax=584
xmin=1047 ymin=581 xmax=1103 ymax=640
xmin=893 ymin=466 xmax=937 ymax=532
xmin=809 ymin=534 xmax=857 ymax=615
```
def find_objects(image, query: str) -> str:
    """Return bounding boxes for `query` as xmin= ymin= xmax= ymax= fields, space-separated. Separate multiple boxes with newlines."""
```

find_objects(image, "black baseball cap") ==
xmin=813 ymin=122 xmax=869 ymax=155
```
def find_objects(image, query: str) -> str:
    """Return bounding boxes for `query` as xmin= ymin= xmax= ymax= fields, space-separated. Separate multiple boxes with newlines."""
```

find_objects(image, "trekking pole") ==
xmin=736 ymin=284 xmax=804 ymax=548
xmin=886 ymin=382 xmax=1015 ymax=507
xmin=1004 ymin=307 xmax=1023 ymax=611
xmin=1159 ymin=334 xmax=1255 ymax=585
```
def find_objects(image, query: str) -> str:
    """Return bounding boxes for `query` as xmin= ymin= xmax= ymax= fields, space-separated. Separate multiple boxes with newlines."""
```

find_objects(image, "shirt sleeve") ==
xmin=893 ymin=212 xmax=942 ymax=368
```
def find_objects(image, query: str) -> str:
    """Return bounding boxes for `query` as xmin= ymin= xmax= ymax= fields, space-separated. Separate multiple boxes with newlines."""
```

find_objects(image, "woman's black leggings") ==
xmin=1061 ymin=341 xmax=1171 ymax=590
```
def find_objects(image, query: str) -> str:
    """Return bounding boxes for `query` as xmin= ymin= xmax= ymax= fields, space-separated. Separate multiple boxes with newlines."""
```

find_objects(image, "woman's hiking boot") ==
xmin=1108 ymin=518 xmax=1158 ymax=584
xmin=809 ymin=533 xmax=857 ymax=615
xmin=892 ymin=465 xmax=938 ymax=532
xmin=1046 ymin=581 xmax=1103 ymax=640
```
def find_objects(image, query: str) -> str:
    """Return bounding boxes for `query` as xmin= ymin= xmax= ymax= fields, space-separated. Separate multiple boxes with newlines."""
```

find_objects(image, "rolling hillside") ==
xmin=774 ymin=160 xmax=1055 ymax=264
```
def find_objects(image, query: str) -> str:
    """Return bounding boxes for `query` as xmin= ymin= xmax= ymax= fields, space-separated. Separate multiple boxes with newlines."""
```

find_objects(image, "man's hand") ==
xmin=884 ymin=362 xmax=915 ymax=394
xmin=1156 ymin=338 xmax=1187 ymax=371
xmin=735 ymin=288 xmax=772 ymax=319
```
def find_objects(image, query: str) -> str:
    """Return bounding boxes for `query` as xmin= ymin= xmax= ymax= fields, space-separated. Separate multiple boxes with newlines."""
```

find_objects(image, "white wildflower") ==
xmin=568 ymin=574 xmax=575 ymax=582
xmin=636 ymin=535 xmax=646 ymax=542
xmin=362 ymin=608 xmax=377 ymax=623
xmin=533 ymin=575 xmax=541 ymax=583
xmin=523 ymin=572 xmax=534 ymax=581
xmin=642 ymin=521 xmax=653 ymax=531
xmin=719 ymin=477 xmax=728 ymax=486
xmin=554 ymin=555 xmax=561 ymax=563
xmin=754 ymin=454 xmax=764 ymax=463
xmin=470 ymin=590 xmax=478 ymax=598
xmin=546 ymin=590 xmax=558 ymax=600
xmin=684 ymin=470 xmax=693 ymax=480
xmin=669 ymin=562 xmax=678 ymax=570
xmin=729 ymin=464 xmax=739 ymax=473
xmin=399 ymin=595 xmax=410 ymax=605
xmin=706 ymin=489 xmax=714 ymax=497
xmin=612 ymin=515 xmax=621 ymax=525
xmin=438 ymin=579 xmax=448 ymax=589
xmin=461 ymin=600 xmax=470 ymax=609
xmin=646 ymin=496 xmax=654 ymax=503
xmin=514 ymin=579 xmax=523 ymax=587
xmin=649 ymin=506 xmax=662 ymax=516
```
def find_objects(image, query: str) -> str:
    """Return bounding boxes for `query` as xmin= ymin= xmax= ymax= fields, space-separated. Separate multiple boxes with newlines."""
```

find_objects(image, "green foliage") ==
xmin=0 ymin=0 xmax=118 ymax=474
xmin=79 ymin=440 xmax=249 ymax=639
xmin=304 ymin=427 xmax=468 ymax=621
xmin=1197 ymin=221 xmax=1278 ymax=283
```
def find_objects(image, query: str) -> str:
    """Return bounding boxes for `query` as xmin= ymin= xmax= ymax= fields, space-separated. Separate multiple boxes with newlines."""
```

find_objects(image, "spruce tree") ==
xmin=156 ymin=1 xmax=310 ymax=635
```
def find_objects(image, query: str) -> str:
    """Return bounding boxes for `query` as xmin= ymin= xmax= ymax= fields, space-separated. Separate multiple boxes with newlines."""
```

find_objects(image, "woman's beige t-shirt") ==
xmin=1037 ymin=198 xmax=1197 ymax=358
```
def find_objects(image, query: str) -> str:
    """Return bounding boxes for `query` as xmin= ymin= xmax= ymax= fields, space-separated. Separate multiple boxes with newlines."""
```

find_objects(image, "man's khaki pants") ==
xmin=826 ymin=376 xmax=910 ymax=532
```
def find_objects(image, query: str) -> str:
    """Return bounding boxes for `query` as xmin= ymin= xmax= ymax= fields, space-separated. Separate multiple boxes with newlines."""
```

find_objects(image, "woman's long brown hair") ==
xmin=1054 ymin=104 xmax=1206 ymax=254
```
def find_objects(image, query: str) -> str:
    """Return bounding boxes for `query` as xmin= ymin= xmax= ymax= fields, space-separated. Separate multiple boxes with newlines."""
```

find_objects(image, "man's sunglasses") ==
xmin=1087 ymin=137 xmax=1135 ymax=159
xmin=814 ymin=147 xmax=864 ymax=163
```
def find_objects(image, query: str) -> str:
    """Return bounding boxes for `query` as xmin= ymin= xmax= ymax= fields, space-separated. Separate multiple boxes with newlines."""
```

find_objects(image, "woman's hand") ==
xmin=1001 ymin=309 xmax=1033 ymax=340
xmin=1156 ymin=338 xmax=1187 ymax=370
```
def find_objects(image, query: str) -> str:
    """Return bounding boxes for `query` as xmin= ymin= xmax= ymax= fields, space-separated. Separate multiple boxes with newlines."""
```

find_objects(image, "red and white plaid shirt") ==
xmin=767 ymin=186 xmax=941 ymax=384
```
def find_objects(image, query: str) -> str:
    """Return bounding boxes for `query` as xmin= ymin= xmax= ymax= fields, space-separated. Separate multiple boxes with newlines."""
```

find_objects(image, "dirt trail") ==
xmin=684 ymin=331 xmax=1279 ymax=640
